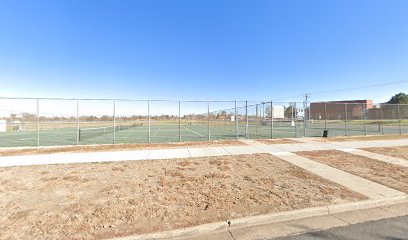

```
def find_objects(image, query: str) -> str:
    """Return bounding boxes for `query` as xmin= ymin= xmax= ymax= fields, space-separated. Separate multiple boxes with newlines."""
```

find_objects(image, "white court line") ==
xmin=152 ymin=126 xmax=161 ymax=138
xmin=182 ymin=126 xmax=205 ymax=137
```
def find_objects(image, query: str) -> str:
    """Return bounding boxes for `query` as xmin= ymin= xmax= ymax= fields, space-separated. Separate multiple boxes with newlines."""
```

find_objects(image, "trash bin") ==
xmin=323 ymin=130 xmax=329 ymax=138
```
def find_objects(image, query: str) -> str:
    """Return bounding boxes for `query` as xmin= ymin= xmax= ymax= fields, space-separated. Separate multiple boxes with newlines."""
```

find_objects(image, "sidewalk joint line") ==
xmin=379 ymin=205 xmax=399 ymax=215
xmin=186 ymin=148 xmax=191 ymax=157
xmin=327 ymin=207 xmax=352 ymax=225
xmin=222 ymin=146 xmax=233 ymax=155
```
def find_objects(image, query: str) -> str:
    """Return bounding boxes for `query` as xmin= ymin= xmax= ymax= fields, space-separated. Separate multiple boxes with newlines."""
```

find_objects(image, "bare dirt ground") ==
xmin=0 ymin=154 xmax=364 ymax=240
xmin=362 ymin=146 xmax=408 ymax=161
xmin=0 ymin=140 xmax=246 ymax=156
xmin=256 ymin=139 xmax=301 ymax=144
xmin=319 ymin=134 xmax=408 ymax=142
xmin=297 ymin=150 xmax=408 ymax=193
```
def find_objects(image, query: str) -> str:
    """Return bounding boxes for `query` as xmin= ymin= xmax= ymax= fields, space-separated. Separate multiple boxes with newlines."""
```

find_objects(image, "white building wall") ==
xmin=272 ymin=106 xmax=284 ymax=119
xmin=0 ymin=120 xmax=6 ymax=132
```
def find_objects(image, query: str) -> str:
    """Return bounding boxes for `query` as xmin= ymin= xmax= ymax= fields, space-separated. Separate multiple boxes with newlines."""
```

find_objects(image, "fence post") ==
xmin=303 ymin=101 xmax=306 ymax=137
xmin=245 ymin=100 xmax=248 ymax=139
xmin=380 ymin=106 xmax=384 ymax=134
xmin=76 ymin=99 xmax=79 ymax=145
xmin=324 ymin=102 xmax=327 ymax=130
xmin=344 ymin=103 xmax=348 ymax=136
xmin=254 ymin=104 xmax=257 ymax=137
xmin=36 ymin=98 xmax=40 ymax=147
xmin=363 ymin=104 xmax=367 ymax=136
xmin=293 ymin=102 xmax=298 ymax=137
xmin=270 ymin=101 xmax=274 ymax=139
xmin=113 ymin=99 xmax=116 ymax=144
xmin=235 ymin=100 xmax=238 ymax=139
xmin=308 ymin=99 xmax=311 ymax=126
xmin=398 ymin=104 xmax=402 ymax=135
xmin=207 ymin=102 xmax=210 ymax=141
xmin=147 ymin=100 xmax=151 ymax=143
xmin=179 ymin=101 xmax=181 ymax=142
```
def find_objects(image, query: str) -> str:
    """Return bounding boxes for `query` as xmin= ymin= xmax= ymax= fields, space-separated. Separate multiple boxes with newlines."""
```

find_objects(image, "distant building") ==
xmin=367 ymin=106 xmax=382 ymax=119
xmin=0 ymin=120 xmax=6 ymax=132
xmin=309 ymin=100 xmax=374 ymax=120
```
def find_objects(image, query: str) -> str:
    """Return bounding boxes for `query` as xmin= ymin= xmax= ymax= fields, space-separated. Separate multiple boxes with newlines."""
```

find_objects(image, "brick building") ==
xmin=309 ymin=100 xmax=374 ymax=120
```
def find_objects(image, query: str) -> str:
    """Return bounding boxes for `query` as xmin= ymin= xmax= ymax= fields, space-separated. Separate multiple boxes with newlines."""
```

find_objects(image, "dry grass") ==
xmin=297 ymin=150 xmax=408 ymax=193
xmin=256 ymin=139 xmax=301 ymax=144
xmin=320 ymin=134 xmax=408 ymax=142
xmin=0 ymin=154 xmax=364 ymax=240
xmin=0 ymin=140 xmax=246 ymax=156
xmin=362 ymin=146 xmax=408 ymax=160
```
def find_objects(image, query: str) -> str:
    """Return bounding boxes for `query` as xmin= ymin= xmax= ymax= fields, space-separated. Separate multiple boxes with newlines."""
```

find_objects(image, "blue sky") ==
xmin=1 ymin=0 xmax=407 ymax=103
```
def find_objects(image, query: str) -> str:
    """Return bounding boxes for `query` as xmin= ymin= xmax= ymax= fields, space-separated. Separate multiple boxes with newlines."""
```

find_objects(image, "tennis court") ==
xmin=0 ymin=98 xmax=407 ymax=147
xmin=0 ymin=119 xmax=406 ymax=147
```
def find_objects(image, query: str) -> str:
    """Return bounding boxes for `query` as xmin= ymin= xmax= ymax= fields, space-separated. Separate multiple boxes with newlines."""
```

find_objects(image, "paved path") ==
xmin=339 ymin=148 xmax=408 ymax=167
xmin=1 ymin=138 xmax=408 ymax=167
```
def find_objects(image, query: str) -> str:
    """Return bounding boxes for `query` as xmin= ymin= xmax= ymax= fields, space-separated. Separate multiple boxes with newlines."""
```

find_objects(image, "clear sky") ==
xmin=1 ymin=0 xmax=408 ymax=104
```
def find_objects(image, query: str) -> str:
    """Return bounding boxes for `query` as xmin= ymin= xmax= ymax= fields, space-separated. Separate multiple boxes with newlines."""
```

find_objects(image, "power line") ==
xmin=307 ymin=79 xmax=408 ymax=95
xmin=276 ymin=79 xmax=408 ymax=101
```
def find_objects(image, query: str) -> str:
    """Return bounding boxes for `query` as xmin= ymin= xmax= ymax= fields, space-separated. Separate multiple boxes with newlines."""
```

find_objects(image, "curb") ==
xmin=107 ymin=195 xmax=407 ymax=240
xmin=108 ymin=220 xmax=228 ymax=240
xmin=229 ymin=195 xmax=407 ymax=230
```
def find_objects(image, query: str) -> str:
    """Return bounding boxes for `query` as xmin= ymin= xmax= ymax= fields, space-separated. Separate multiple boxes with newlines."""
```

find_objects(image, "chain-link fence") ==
xmin=0 ymin=97 xmax=407 ymax=147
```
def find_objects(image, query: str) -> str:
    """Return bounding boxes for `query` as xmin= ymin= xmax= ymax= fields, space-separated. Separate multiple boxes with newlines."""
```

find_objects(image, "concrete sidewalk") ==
xmin=0 ymin=138 xmax=408 ymax=167
xmin=339 ymin=148 xmax=408 ymax=167
xmin=0 ymin=146 xmax=263 ymax=167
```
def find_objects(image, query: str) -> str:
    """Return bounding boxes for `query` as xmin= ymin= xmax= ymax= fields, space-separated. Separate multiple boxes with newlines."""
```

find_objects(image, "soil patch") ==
xmin=362 ymin=146 xmax=408 ymax=161
xmin=297 ymin=150 xmax=408 ymax=193
xmin=0 ymin=154 xmax=364 ymax=239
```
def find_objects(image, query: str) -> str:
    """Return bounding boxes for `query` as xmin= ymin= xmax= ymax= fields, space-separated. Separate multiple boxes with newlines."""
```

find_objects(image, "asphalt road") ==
xmin=275 ymin=216 xmax=408 ymax=240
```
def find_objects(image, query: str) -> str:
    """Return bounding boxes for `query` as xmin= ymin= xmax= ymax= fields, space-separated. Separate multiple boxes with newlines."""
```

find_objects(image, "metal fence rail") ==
xmin=0 ymin=97 xmax=407 ymax=147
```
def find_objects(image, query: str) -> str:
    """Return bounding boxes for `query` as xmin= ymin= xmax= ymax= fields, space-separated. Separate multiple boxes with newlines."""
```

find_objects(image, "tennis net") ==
xmin=79 ymin=123 xmax=142 ymax=141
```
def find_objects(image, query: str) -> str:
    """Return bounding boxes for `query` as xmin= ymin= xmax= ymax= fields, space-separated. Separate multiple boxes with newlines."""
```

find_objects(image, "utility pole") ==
xmin=304 ymin=94 xmax=310 ymax=126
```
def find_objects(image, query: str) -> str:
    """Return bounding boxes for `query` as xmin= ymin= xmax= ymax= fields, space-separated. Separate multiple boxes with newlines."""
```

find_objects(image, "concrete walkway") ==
xmin=323 ymin=139 xmax=408 ymax=149
xmin=0 ymin=146 xmax=263 ymax=167
xmin=338 ymin=148 xmax=408 ymax=167
xmin=1 ymin=138 xmax=408 ymax=167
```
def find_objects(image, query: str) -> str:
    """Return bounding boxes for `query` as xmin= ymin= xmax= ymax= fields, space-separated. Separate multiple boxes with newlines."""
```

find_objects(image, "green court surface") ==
xmin=0 ymin=120 xmax=407 ymax=147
